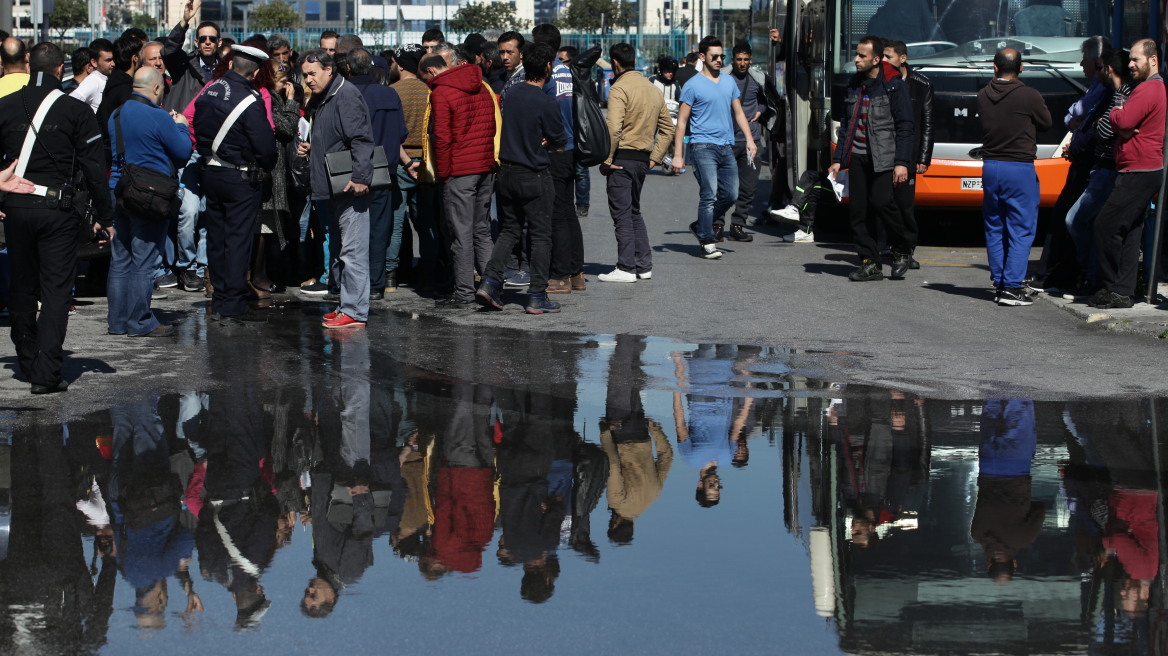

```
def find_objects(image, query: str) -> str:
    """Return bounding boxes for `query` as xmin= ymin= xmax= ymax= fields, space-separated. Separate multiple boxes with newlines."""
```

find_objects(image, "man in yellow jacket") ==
xmin=598 ymin=42 xmax=676 ymax=283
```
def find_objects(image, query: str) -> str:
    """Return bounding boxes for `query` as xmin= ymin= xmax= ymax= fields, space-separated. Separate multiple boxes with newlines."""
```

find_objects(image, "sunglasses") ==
xmin=708 ymin=54 xmax=725 ymax=60
xmin=304 ymin=54 xmax=321 ymax=63
xmin=197 ymin=35 xmax=219 ymax=43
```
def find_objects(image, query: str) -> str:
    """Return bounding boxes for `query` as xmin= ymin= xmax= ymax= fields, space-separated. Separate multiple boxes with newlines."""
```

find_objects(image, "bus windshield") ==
xmin=839 ymin=0 xmax=1120 ymax=68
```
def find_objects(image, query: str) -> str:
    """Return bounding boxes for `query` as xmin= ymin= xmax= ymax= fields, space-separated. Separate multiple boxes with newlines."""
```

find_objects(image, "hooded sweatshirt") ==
xmin=428 ymin=63 xmax=498 ymax=180
xmin=976 ymin=77 xmax=1052 ymax=162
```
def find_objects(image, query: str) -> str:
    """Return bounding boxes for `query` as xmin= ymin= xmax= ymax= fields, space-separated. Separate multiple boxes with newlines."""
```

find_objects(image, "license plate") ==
xmin=961 ymin=177 xmax=983 ymax=190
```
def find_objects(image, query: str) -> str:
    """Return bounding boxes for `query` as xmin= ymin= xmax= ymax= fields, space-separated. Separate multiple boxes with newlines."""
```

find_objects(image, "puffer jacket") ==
xmin=835 ymin=68 xmax=914 ymax=173
xmin=428 ymin=64 xmax=497 ymax=180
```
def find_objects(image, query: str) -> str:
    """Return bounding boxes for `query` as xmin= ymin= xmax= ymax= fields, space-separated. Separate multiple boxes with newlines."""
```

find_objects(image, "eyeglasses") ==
xmin=708 ymin=54 xmax=725 ymax=60
xmin=197 ymin=35 xmax=219 ymax=43
xmin=304 ymin=54 xmax=321 ymax=63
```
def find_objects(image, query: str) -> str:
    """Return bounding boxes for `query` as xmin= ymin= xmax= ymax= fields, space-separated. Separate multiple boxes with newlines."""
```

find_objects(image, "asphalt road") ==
xmin=3 ymin=165 xmax=1166 ymax=421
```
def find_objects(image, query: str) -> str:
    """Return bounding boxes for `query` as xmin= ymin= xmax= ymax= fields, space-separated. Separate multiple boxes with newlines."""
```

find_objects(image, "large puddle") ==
xmin=0 ymin=312 xmax=1163 ymax=654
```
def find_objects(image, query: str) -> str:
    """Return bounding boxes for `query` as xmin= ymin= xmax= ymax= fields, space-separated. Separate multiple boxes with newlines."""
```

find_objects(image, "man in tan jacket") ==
xmin=598 ymin=42 xmax=676 ymax=283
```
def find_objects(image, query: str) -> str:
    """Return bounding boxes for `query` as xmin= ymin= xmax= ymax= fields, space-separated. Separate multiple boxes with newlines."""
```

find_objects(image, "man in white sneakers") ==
xmin=598 ymin=43 xmax=675 ymax=283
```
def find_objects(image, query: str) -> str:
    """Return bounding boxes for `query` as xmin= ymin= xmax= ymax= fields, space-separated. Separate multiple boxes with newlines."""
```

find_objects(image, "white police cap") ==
xmin=231 ymin=44 xmax=270 ymax=61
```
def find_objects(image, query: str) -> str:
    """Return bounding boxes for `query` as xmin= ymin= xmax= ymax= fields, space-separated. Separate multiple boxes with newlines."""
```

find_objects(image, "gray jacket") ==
xmin=309 ymin=75 xmax=375 ymax=200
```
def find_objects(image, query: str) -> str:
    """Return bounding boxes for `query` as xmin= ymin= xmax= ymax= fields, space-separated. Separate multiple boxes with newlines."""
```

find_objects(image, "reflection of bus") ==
xmin=772 ymin=0 xmax=1153 ymax=208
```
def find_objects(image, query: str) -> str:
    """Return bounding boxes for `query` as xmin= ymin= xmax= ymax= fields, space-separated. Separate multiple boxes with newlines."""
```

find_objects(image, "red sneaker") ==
xmin=322 ymin=312 xmax=365 ymax=329
xmin=324 ymin=308 xmax=339 ymax=321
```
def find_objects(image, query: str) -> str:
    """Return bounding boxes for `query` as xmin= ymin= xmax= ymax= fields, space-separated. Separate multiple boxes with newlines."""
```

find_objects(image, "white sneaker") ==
xmin=793 ymin=229 xmax=814 ymax=243
xmin=637 ymin=271 xmax=652 ymax=280
xmin=701 ymin=243 xmax=723 ymax=259
xmin=598 ymin=268 xmax=637 ymax=283
xmin=770 ymin=204 xmax=802 ymax=224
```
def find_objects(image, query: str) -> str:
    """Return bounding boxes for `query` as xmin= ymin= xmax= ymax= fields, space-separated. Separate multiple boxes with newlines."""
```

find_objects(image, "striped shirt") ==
xmin=392 ymin=77 xmax=430 ymax=158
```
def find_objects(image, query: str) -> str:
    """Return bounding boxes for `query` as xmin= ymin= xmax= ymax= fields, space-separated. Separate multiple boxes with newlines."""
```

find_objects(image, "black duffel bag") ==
xmin=113 ymin=103 xmax=180 ymax=222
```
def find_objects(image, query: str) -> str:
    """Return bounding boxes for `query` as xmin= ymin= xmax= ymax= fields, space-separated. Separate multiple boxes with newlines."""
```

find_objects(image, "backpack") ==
xmin=569 ymin=46 xmax=611 ymax=167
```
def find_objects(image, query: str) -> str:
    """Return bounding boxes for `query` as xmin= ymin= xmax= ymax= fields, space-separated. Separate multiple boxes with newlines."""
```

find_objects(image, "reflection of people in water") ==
xmin=971 ymin=399 xmax=1044 ymax=581
xmin=833 ymin=390 xmax=926 ymax=549
xmin=672 ymin=345 xmax=756 ymax=508
xmin=602 ymin=335 xmax=673 ymax=543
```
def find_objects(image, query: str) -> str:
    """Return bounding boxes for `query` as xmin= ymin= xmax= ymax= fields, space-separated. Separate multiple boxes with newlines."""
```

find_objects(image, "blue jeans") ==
xmin=1066 ymin=166 xmax=1117 ymax=287
xmin=575 ymin=161 xmax=590 ymax=208
xmin=689 ymin=143 xmax=738 ymax=241
xmin=176 ymin=152 xmax=206 ymax=275
xmin=315 ymin=199 xmax=333 ymax=287
xmin=982 ymin=159 xmax=1039 ymax=289
xmin=387 ymin=167 xmax=414 ymax=273
xmin=329 ymin=195 xmax=370 ymax=321
xmin=107 ymin=197 xmax=166 ymax=335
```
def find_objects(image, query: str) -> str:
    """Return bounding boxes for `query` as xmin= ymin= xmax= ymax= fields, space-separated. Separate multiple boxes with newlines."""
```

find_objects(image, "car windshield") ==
xmin=838 ymin=0 xmax=1131 ymax=67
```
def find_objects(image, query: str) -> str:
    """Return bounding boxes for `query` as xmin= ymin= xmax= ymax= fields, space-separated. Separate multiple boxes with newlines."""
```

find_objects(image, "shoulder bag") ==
xmin=113 ymin=97 xmax=180 ymax=222
xmin=322 ymin=81 xmax=393 ymax=195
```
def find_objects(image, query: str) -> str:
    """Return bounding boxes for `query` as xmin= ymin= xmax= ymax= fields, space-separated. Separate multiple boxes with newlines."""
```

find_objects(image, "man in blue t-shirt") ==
xmin=672 ymin=36 xmax=758 ymax=260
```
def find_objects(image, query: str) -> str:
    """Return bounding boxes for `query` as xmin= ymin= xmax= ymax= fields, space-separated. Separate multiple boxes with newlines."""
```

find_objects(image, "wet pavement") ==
xmin=1 ymin=308 xmax=1167 ymax=655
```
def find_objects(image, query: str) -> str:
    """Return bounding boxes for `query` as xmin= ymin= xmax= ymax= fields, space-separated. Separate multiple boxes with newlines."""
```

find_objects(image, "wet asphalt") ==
xmin=3 ymin=165 xmax=1165 ymax=424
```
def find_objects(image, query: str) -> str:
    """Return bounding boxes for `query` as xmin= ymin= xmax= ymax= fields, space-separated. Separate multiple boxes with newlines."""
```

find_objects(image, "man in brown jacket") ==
xmin=598 ymin=42 xmax=676 ymax=283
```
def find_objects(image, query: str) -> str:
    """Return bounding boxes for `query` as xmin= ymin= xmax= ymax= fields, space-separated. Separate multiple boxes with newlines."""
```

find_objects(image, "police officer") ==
xmin=193 ymin=44 xmax=278 ymax=324
xmin=0 ymin=42 xmax=113 ymax=394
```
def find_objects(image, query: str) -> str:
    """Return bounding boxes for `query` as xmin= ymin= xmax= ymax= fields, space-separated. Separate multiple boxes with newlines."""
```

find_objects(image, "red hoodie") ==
xmin=428 ymin=64 xmax=497 ymax=180
xmin=1110 ymin=74 xmax=1166 ymax=172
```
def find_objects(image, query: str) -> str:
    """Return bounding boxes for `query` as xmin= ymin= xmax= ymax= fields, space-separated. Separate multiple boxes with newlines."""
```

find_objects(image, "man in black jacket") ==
xmin=160 ymin=0 xmax=220 ymax=113
xmin=829 ymin=35 xmax=915 ymax=282
xmin=0 ymin=43 xmax=113 ymax=394
xmin=96 ymin=36 xmax=140 ymax=163
xmin=883 ymin=40 xmax=933 ymax=269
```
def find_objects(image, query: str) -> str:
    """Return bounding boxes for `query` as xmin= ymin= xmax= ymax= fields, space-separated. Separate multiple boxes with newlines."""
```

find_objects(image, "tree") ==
xmin=48 ymin=0 xmax=88 ymax=38
xmin=251 ymin=0 xmax=302 ymax=31
xmin=131 ymin=12 xmax=154 ymax=33
xmin=361 ymin=18 xmax=384 ymax=32
xmin=559 ymin=0 xmax=637 ymax=32
xmin=448 ymin=2 xmax=531 ymax=33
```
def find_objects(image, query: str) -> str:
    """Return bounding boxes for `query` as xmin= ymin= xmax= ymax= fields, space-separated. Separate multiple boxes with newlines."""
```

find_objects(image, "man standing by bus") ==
xmin=976 ymin=48 xmax=1052 ymax=306
xmin=828 ymin=35 xmax=914 ymax=281
xmin=1091 ymin=39 xmax=1166 ymax=309
xmin=883 ymin=40 xmax=933 ymax=270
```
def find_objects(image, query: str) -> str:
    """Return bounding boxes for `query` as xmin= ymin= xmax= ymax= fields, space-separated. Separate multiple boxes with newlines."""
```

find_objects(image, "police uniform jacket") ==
xmin=0 ymin=71 xmax=112 ymax=219
xmin=192 ymin=70 xmax=278 ymax=173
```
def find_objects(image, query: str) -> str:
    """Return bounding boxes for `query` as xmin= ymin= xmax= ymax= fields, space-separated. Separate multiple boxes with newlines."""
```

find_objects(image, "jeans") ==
xmin=367 ymin=187 xmax=393 ymax=291
xmin=575 ymin=161 xmax=590 ymax=208
xmin=175 ymin=152 xmax=206 ymax=275
xmin=316 ymin=199 xmax=333 ymax=287
xmin=107 ymin=199 xmax=166 ymax=336
xmin=385 ymin=167 xmax=414 ymax=274
xmin=605 ymin=158 xmax=651 ymax=274
xmin=730 ymin=141 xmax=760 ymax=226
xmin=982 ymin=159 xmax=1039 ymax=289
xmin=486 ymin=165 xmax=554 ymax=294
xmin=1065 ymin=166 xmax=1117 ymax=287
xmin=1095 ymin=170 xmax=1162 ymax=296
xmin=329 ymin=195 xmax=371 ymax=321
xmin=848 ymin=155 xmax=910 ymax=261
xmin=689 ymin=143 xmax=738 ymax=241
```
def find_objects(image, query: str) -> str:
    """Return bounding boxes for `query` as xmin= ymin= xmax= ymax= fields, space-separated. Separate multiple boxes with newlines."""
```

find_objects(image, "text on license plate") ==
xmin=961 ymin=177 xmax=983 ymax=190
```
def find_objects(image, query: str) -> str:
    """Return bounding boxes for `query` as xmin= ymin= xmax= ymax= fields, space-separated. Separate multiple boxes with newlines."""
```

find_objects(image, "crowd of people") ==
xmin=4 ymin=331 xmax=766 ymax=629
xmin=0 ymin=8 xmax=806 ymax=394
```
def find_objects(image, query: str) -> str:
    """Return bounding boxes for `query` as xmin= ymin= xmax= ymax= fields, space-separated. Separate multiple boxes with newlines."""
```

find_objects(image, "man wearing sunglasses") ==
xmin=160 ymin=0 xmax=220 ymax=113
xmin=670 ymin=36 xmax=757 ymax=260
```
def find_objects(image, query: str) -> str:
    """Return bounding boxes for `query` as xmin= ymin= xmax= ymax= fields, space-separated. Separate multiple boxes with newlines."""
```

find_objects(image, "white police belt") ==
xmin=205 ymin=156 xmax=250 ymax=172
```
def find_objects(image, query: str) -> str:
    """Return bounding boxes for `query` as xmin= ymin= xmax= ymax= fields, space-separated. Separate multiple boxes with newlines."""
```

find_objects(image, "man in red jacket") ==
xmin=1092 ymin=38 xmax=1166 ymax=309
xmin=423 ymin=46 xmax=498 ymax=309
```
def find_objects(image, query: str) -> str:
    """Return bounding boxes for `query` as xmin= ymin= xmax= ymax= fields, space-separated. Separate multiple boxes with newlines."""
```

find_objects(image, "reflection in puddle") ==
xmin=0 ymin=324 xmax=1164 ymax=653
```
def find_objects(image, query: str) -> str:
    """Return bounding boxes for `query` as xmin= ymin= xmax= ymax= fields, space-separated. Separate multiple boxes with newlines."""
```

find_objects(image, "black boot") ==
xmin=385 ymin=270 xmax=397 ymax=293
xmin=848 ymin=259 xmax=884 ymax=282
xmin=475 ymin=277 xmax=504 ymax=310
xmin=525 ymin=292 xmax=562 ymax=314
xmin=890 ymin=252 xmax=910 ymax=279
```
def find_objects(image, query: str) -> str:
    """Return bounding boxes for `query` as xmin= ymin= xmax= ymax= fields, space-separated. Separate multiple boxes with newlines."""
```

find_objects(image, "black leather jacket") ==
xmin=905 ymin=66 xmax=934 ymax=166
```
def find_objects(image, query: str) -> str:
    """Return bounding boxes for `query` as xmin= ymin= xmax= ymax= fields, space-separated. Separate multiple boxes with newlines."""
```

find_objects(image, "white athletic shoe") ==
xmin=598 ymin=268 xmax=637 ymax=283
xmin=770 ymin=204 xmax=802 ymax=224
xmin=637 ymin=271 xmax=652 ymax=280
xmin=792 ymin=229 xmax=814 ymax=243
xmin=701 ymin=243 xmax=723 ymax=259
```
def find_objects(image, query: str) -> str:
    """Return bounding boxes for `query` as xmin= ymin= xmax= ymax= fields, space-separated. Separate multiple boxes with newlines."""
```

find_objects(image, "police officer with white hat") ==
xmin=193 ymin=43 xmax=278 ymax=325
